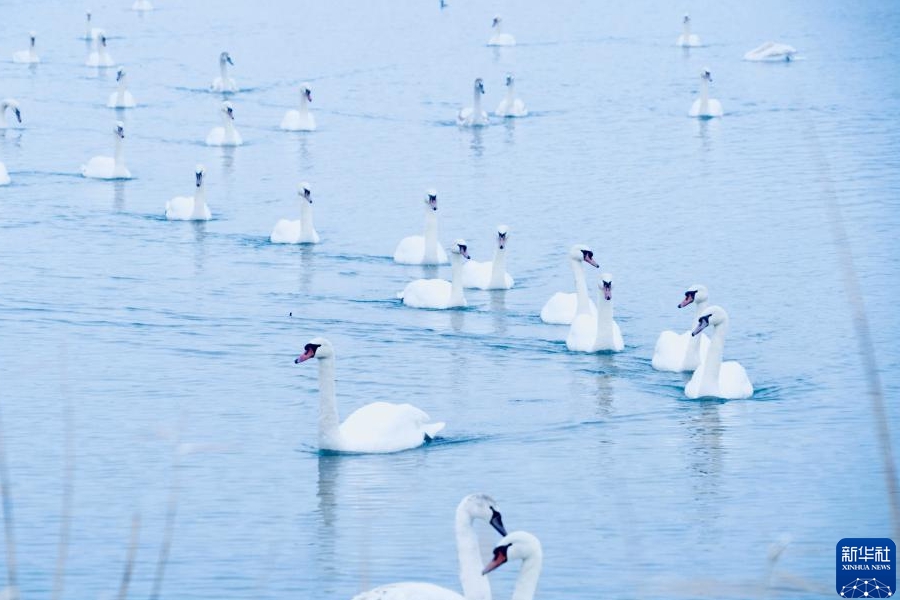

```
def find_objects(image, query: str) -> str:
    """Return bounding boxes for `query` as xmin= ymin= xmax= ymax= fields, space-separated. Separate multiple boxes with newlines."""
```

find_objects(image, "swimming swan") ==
xmin=83 ymin=11 xmax=103 ymax=41
xmin=351 ymin=494 xmax=508 ymax=600
xmin=480 ymin=531 xmax=543 ymax=600
xmin=131 ymin=0 xmax=153 ymax=11
xmin=566 ymin=274 xmax=624 ymax=352
xmin=12 ymin=32 xmax=40 ymax=64
xmin=684 ymin=306 xmax=753 ymax=399
xmin=462 ymin=226 xmax=514 ymax=290
xmin=393 ymin=189 xmax=449 ymax=265
xmin=165 ymin=166 xmax=211 ymax=221
xmin=651 ymin=284 xmax=712 ymax=372
xmin=86 ymin=33 xmax=114 ymax=67
xmin=81 ymin=121 xmax=131 ymax=179
xmin=0 ymin=99 xmax=22 ymax=129
xmin=206 ymin=101 xmax=243 ymax=146
xmin=210 ymin=52 xmax=236 ymax=92
xmin=487 ymin=16 xmax=516 ymax=46
xmin=744 ymin=42 xmax=797 ymax=62
xmin=280 ymin=83 xmax=316 ymax=131
xmin=399 ymin=240 xmax=470 ymax=309
xmin=107 ymin=67 xmax=137 ymax=108
xmin=458 ymin=78 xmax=489 ymax=127
xmin=540 ymin=245 xmax=599 ymax=324
xmin=689 ymin=69 xmax=722 ymax=118
xmin=495 ymin=73 xmax=527 ymax=118
xmin=294 ymin=337 xmax=445 ymax=453
xmin=0 ymin=162 xmax=9 ymax=186
xmin=270 ymin=182 xmax=320 ymax=243
xmin=676 ymin=14 xmax=700 ymax=47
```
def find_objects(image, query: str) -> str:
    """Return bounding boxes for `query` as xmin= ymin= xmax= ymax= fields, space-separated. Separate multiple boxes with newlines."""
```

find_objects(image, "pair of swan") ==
xmin=394 ymin=190 xmax=449 ymax=264
xmin=270 ymin=182 xmax=319 ymax=243
xmin=399 ymin=241 xmax=470 ymax=309
xmin=211 ymin=52 xmax=236 ymax=92
xmin=107 ymin=67 xmax=136 ymax=108
xmin=165 ymin=166 xmax=211 ymax=221
xmin=676 ymin=15 xmax=700 ymax=47
xmin=487 ymin=16 xmax=515 ymax=46
xmin=689 ymin=69 xmax=722 ymax=118
xmin=86 ymin=33 xmax=114 ymax=67
xmin=462 ymin=226 xmax=514 ymax=290
xmin=82 ymin=121 xmax=131 ymax=179
xmin=565 ymin=273 xmax=624 ymax=353
xmin=494 ymin=74 xmax=527 ymax=118
xmin=206 ymin=102 xmax=243 ymax=146
xmin=744 ymin=41 xmax=797 ymax=62
xmin=280 ymin=84 xmax=316 ymax=131
xmin=12 ymin=32 xmax=39 ymax=64
xmin=294 ymin=338 xmax=444 ymax=453
xmin=651 ymin=285 xmax=711 ymax=372
xmin=0 ymin=100 xmax=22 ymax=129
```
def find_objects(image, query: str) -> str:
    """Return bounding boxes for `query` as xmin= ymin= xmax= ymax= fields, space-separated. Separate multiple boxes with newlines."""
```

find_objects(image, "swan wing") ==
xmin=81 ymin=156 xmax=115 ymax=179
xmin=352 ymin=582 xmax=465 ymax=600
xmin=271 ymin=219 xmax=302 ymax=243
xmin=565 ymin=313 xmax=596 ymax=352
xmin=719 ymin=361 xmax=754 ymax=399
xmin=165 ymin=196 xmax=195 ymax=220
xmin=652 ymin=330 xmax=689 ymax=371
xmin=540 ymin=293 xmax=597 ymax=324
xmin=394 ymin=235 xmax=425 ymax=264
xmin=340 ymin=402 xmax=444 ymax=453
xmin=461 ymin=259 xmax=491 ymax=288
xmin=400 ymin=279 xmax=452 ymax=309
xmin=206 ymin=127 xmax=225 ymax=146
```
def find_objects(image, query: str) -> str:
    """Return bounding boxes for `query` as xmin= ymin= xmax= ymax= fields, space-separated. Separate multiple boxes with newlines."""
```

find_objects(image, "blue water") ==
xmin=1 ymin=0 xmax=898 ymax=598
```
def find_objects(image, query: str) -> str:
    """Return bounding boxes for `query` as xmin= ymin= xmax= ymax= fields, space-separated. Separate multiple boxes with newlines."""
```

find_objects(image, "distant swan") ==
xmin=652 ymin=284 xmax=712 ymax=372
xmin=206 ymin=101 xmax=243 ymax=146
xmin=12 ymin=32 xmax=40 ymax=64
xmin=83 ymin=11 xmax=103 ymax=41
xmin=165 ymin=166 xmax=211 ymax=221
xmin=458 ymin=78 xmax=489 ymax=127
xmin=744 ymin=42 xmax=797 ymax=62
xmin=487 ymin=15 xmax=516 ymax=46
xmin=540 ymin=245 xmax=599 ymax=324
xmin=294 ymin=337 xmax=445 ymax=453
xmin=280 ymin=83 xmax=316 ymax=131
xmin=685 ymin=306 xmax=753 ymax=399
xmin=271 ymin=182 xmax=320 ymax=244
xmin=210 ymin=52 xmax=236 ymax=92
xmin=462 ymin=225 xmax=514 ymax=290
xmin=0 ymin=99 xmax=22 ymax=129
xmin=676 ymin=15 xmax=700 ymax=47
xmin=689 ymin=68 xmax=722 ymax=118
xmin=495 ymin=73 xmax=527 ymax=118
xmin=0 ymin=162 xmax=9 ymax=186
xmin=86 ymin=33 xmax=114 ymax=67
xmin=480 ymin=531 xmax=543 ymax=600
xmin=399 ymin=240 xmax=470 ymax=309
xmin=131 ymin=0 xmax=153 ymax=11
xmin=393 ymin=189 xmax=449 ymax=265
xmin=81 ymin=121 xmax=131 ymax=179
xmin=107 ymin=67 xmax=136 ymax=108
xmin=566 ymin=274 xmax=624 ymax=352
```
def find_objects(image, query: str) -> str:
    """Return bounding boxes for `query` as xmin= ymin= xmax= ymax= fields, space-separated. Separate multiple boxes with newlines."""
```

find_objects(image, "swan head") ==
xmin=29 ymin=32 xmax=36 ymax=46
xmin=301 ymin=83 xmax=312 ymax=102
xmin=679 ymin=284 xmax=708 ymax=308
xmin=492 ymin=15 xmax=502 ymax=28
xmin=496 ymin=225 xmax=509 ymax=249
xmin=701 ymin=68 xmax=712 ymax=82
xmin=424 ymin=189 xmax=438 ymax=211
xmin=100 ymin=33 xmax=108 ymax=47
xmin=298 ymin=182 xmax=312 ymax=203
xmin=692 ymin=305 xmax=728 ymax=336
xmin=294 ymin=337 xmax=333 ymax=363
xmin=474 ymin=78 xmax=485 ymax=94
xmin=221 ymin=101 xmax=235 ymax=120
xmin=195 ymin=165 xmax=204 ymax=187
xmin=220 ymin=51 xmax=233 ymax=66
xmin=569 ymin=245 xmax=599 ymax=268
xmin=482 ymin=531 xmax=543 ymax=575
xmin=504 ymin=73 xmax=515 ymax=87
xmin=86 ymin=10 xmax=92 ymax=21
xmin=451 ymin=239 xmax=470 ymax=260
xmin=114 ymin=121 xmax=125 ymax=139
xmin=2 ymin=100 xmax=22 ymax=123
xmin=116 ymin=67 xmax=126 ymax=82
xmin=458 ymin=494 xmax=507 ymax=536
xmin=683 ymin=14 xmax=691 ymax=24
xmin=599 ymin=273 xmax=613 ymax=301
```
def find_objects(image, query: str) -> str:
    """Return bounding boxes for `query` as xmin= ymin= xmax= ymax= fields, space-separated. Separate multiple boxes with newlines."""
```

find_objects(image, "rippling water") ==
xmin=1 ymin=0 xmax=898 ymax=598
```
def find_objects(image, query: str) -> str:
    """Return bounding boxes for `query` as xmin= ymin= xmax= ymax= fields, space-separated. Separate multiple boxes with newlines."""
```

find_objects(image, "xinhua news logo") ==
xmin=836 ymin=538 xmax=895 ymax=598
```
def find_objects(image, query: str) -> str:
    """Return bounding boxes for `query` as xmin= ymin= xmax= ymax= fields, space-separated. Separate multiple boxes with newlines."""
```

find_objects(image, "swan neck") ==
xmin=702 ymin=322 xmax=727 ymax=388
xmin=683 ymin=21 xmax=691 ymax=38
xmin=301 ymin=200 xmax=315 ymax=237
xmin=596 ymin=292 xmax=614 ymax=335
xmin=570 ymin=260 xmax=591 ymax=316
xmin=699 ymin=77 xmax=709 ymax=112
xmin=455 ymin=511 xmax=492 ymax=600
xmin=423 ymin=209 xmax=439 ymax=263
xmin=317 ymin=357 xmax=342 ymax=448
xmin=191 ymin=184 xmax=206 ymax=219
xmin=511 ymin=554 xmax=542 ymax=600
xmin=450 ymin=254 xmax=466 ymax=305
xmin=220 ymin=61 xmax=228 ymax=80
xmin=489 ymin=246 xmax=507 ymax=288
xmin=300 ymin=93 xmax=310 ymax=114
xmin=505 ymin=85 xmax=515 ymax=103
xmin=473 ymin=88 xmax=482 ymax=114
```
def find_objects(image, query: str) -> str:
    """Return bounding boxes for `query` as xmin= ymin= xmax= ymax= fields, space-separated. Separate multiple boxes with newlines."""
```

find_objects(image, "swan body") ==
xmin=685 ymin=306 xmax=753 ymax=399
xmin=481 ymin=531 xmax=543 ymax=600
xmin=131 ymin=0 xmax=153 ymax=10
xmin=0 ymin=163 xmax=9 ymax=186
xmin=458 ymin=78 xmax=489 ymax=127
xmin=676 ymin=15 xmax=700 ymax=47
xmin=83 ymin=11 xmax=103 ymax=40
xmin=394 ymin=189 xmax=449 ymax=264
xmin=399 ymin=240 xmax=470 ymax=309
xmin=487 ymin=16 xmax=516 ymax=46
xmin=81 ymin=121 xmax=131 ymax=179
xmin=271 ymin=182 xmax=319 ymax=243
xmin=280 ymin=83 xmax=316 ymax=131
xmin=206 ymin=101 xmax=243 ymax=146
xmin=294 ymin=338 xmax=445 ymax=453
xmin=495 ymin=74 xmax=527 ymax=118
xmin=107 ymin=67 xmax=136 ymax=108
xmin=689 ymin=68 xmax=723 ymax=118
xmin=540 ymin=245 xmax=599 ymax=324
xmin=86 ymin=33 xmax=114 ymax=67
xmin=744 ymin=41 xmax=797 ymax=62
xmin=462 ymin=226 xmax=514 ymax=289
xmin=165 ymin=166 xmax=211 ymax=221
xmin=0 ymin=100 xmax=22 ymax=130
xmin=210 ymin=51 xmax=236 ymax=92
xmin=566 ymin=274 xmax=624 ymax=352
xmin=652 ymin=284 xmax=712 ymax=372
xmin=12 ymin=32 xmax=40 ymax=64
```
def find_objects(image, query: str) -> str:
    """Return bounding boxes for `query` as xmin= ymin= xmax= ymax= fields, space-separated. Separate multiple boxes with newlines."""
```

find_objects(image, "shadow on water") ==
xmin=490 ymin=290 xmax=507 ymax=335
xmin=294 ymin=134 xmax=311 ymax=167
xmin=298 ymin=244 xmax=317 ymax=294
xmin=468 ymin=126 xmax=484 ymax=157
xmin=679 ymin=401 xmax=724 ymax=516
xmin=192 ymin=221 xmax=207 ymax=273
xmin=315 ymin=454 xmax=340 ymax=592
xmin=593 ymin=358 xmax=616 ymax=417
xmin=113 ymin=180 xmax=126 ymax=212
xmin=502 ymin=117 xmax=516 ymax=145
xmin=220 ymin=145 xmax=236 ymax=176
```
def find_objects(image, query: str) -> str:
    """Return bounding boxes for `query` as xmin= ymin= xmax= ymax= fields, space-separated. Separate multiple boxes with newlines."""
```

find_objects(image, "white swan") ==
xmin=131 ymin=0 xmax=153 ymax=11
xmin=685 ymin=306 xmax=753 ymax=399
xmin=0 ymin=100 xmax=22 ymax=129
xmin=495 ymin=74 xmax=527 ymax=118
xmin=393 ymin=189 xmax=449 ymax=265
xmin=107 ymin=67 xmax=136 ymax=108
xmin=0 ymin=162 xmax=9 ymax=186
xmin=487 ymin=16 xmax=515 ymax=46
xmin=462 ymin=226 xmax=514 ymax=290
xmin=270 ymin=182 xmax=319 ymax=244
xmin=210 ymin=52 xmax=236 ymax=92
xmin=165 ymin=166 xmax=211 ymax=221
xmin=206 ymin=101 xmax=243 ymax=146
xmin=566 ymin=274 xmax=624 ymax=352
xmin=676 ymin=14 xmax=700 ymax=47
xmin=481 ymin=531 xmax=543 ymax=600
xmin=12 ymin=32 xmax=40 ymax=64
xmin=294 ymin=337 xmax=445 ymax=453
xmin=86 ymin=33 xmax=114 ymax=67
xmin=83 ymin=11 xmax=103 ymax=41
xmin=81 ymin=121 xmax=131 ymax=179
xmin=280 ymin=83 xmax=316 ymax=131
xmin=351 ymin=493 xmax=508 ymax=600
xmin=539 ymin=245 xmax=599 ymax=325
xmin=399 ymin=240 xmax=470 ymax=309
xmin=744 ymin=41 xmax=797 ymax=62
xmin=689 ymin=69 xmax=723 ymax=118
xmin=458 ymin=78 xmax=489 ymax=127
xmin=651 ymin=284 xmax=712 ymax=372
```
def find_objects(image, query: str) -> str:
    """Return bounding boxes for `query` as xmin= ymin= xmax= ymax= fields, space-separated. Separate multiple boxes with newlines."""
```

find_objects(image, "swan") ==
xmin=487 ymin=16 xmax=515 ymax=46
xmin=83 ymin=11 xmax=103 ymax=41
xmin=165 ymin=166 xmax=211 ymax=221
xmin=270 ymin=182 xmax=320 ymax=244
xmin=744 ymin=41 xmax=797 ymax=62
xmin=684 ymin=306 xmax=753 ymax=399
xmin=495 ymin=74 xmax=527 ymax=118
xmin=86 ymin=33 xmax=114 ymax=67
xmin=210 ymin=52 xmax=236 ymax=92
xmin=539 ymin=245 xmax=599 ymax=325
xmin=350 ymin=493 xmax=508 ymax=600
xmin=12 ymin=32 xmax=40 ymax=64
xmin=480 ymin=531 xmax=543 ymax=600
xmin=458 ymin=78 xmax=489 ymax=127
xmin=206 ymin=101 xmax=243 ymax=146
xmin=676 ymin=14 xmax=700 ymax=47
xmin=81 ymin=121 xmax=131 ymax=179
xmin=689 ymin=69 xmax=723 ymax=118
xmin=651 ymin=284 xmax=712 ymax=372
xmin=462 ymin=226 xmax=514 ymax=290
xmin=294 ymin=337 xmax=445 ymax=453
xmin=399 ymin=240 xmax=470 ymax=309
xmin=131 ymin=0 xmax=153 ymax=10
xmin=0 ymin=100 xmax=22 ymax=129
xmin=566 ymin=274 xmax=624 ymax=352
xmin=393 ymin=189 xmax=449 ymax=265
xmin=107 ymin=67 xmax=137 ymax=108
xmin=0 ymin=162 xmax=9 ymax=186
xmin=280 ymin=83 xmax=316 ymax=131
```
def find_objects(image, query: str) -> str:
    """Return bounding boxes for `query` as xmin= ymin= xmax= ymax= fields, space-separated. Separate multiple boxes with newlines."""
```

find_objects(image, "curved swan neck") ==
xmin=570 ymin=260 xmax=590 ymax=316
xmin=316 ymin=356 xmax=342 ymax=448
xmin=701 ymin=321 xmax=727 ymax=388
xmin=423 ymin=209 xmax=439 ymax=263
xmin=300 ymin=200 xmax=315 ymax=237
xmin=489 ymin=246 xmax=507 ymax=289
xmin=512 ymin=554 xmax=542 ymax=600
xmin=450 ymin=253 xmax=466 ymax=305
xmin=455 ymin=511 xmax=492 ymax=600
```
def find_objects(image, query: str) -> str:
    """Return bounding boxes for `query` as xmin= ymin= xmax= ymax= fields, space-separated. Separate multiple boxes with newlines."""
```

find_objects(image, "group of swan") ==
xmin=165 ymin=166 xmax=211 ymax=221
xmin=12 ymin=32 xmax=40 ymax=64
xmin=270 ymin=182 xmax=319 ymax=243
xmin=81 ymin=121 xmax=131 ymax=179
xmin=458 ymin=76 xmax=527 ymax=126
